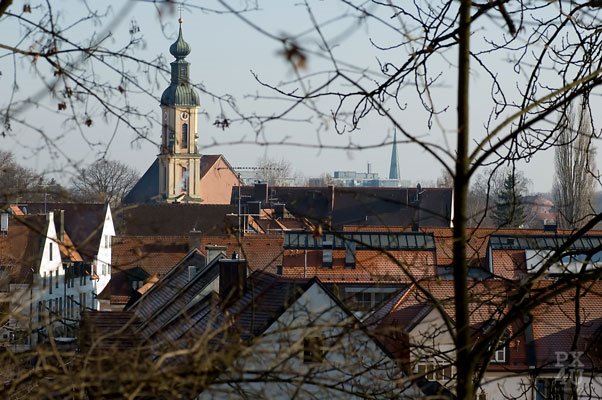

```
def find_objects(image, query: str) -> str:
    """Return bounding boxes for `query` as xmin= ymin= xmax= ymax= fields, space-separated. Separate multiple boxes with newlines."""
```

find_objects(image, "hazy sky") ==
xmin=2 ymin=1 xmax=600 ymax=193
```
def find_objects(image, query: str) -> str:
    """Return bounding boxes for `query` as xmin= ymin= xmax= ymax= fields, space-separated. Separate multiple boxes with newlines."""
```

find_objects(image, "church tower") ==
xmin=158 ymin=19 xmax=202 ymax=202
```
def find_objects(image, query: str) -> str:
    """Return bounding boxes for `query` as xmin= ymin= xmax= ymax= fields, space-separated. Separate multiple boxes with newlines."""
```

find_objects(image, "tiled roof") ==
xmin=137 ymin=256 xmax=223 ymax=340
xmin=114 ymin=204 xmax=239 ymax=236
xmin=160 ymin=271 xmax=316 ymax=352
xmin=377 ymin=278 xmax=602 ymax=372
xmin=112 ymin=235 xmax=190 ymax=275
xmin=233 ymin=186 xmax=453 ymax=229
xmin=130 ymin=250 xmax=207 ymax=321
xmin=122 ymin=159 xmax=159 ymax=204
xmin=57 ymin=231 xmax=83 ymax=262
xmin=200 ymin=235 xmax=283 ymax=272
xmin=80 ymin=310 xmax=142 ymax=352
xmin=199 ymin=155 xmax=222 ymax=179
xmin=530 ymin=281 xmax=602 ymax=370
xmin=0 ymin=215 xmax=48 ymax=283
xmin=281 ymin=249 xmax=436 ymax=283
xmin=20 ymin=202 xmax=108 ymax=262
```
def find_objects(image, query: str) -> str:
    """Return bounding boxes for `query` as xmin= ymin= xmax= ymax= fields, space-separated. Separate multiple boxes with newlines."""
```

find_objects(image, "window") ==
xmin=488 ymin=327 xmax=509 ymax=363
xmin=168 ymin=130 xmax=175 ymax=151
xmin=181 ymin=167 xmax=188 ymax=192
xmin=492 ymin=346 xmax=506 ymax=363
xmin=415 ymin=363 xmax=455 ymax=382
xmin=55 ymin=270 xmax=59 ymax=289
xmin=104 ymin=234 xmax=110 ymax=249
xmin=535 ymin=378 xmax=576 ymax=400
xmin=49 ymin=242 xmax=53 ymax=261
xmin=182 ymin=123 xmax=189 ymax=148
xmin=303 ymin=336 xmax=325 ymax=364
xmin=345 ymin=287 xmax=398 ymax=311
xmin=49 ymin=272 xmax=53 ymax=294
xmin=43 ymin=272 xmax=47 ymax=289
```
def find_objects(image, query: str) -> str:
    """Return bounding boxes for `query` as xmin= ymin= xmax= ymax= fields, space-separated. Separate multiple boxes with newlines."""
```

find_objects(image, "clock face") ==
xmin=181 ymin=111 xmax=189 ymax=120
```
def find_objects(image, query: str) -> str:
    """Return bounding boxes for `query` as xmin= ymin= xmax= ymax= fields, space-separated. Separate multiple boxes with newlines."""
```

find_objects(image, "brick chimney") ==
xmin=188 ymin=229 xmax=202 ymax=251
xmin=219 ymin=254 xmax=248 ymax=306
xmin=206 ymin=245 xmax=227 ymax=264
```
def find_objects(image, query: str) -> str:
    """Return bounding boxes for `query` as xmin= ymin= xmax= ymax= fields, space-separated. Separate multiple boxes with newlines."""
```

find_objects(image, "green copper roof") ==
xmin=169 ymin=24 xmax=191 ymax=59
xmin=161 ymin=20 xmax=199 ymax=107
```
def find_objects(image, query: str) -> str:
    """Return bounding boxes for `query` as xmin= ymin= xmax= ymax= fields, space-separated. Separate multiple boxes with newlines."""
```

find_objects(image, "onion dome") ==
xmin=160 ymin=19 xmax=199 ymax=107
xmin=169 ymin=20 xmax=191 ymax=59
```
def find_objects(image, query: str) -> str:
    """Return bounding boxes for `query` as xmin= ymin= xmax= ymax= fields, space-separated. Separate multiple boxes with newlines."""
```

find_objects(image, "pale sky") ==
xmin=1 ymin=1 xmax=600 ymax=193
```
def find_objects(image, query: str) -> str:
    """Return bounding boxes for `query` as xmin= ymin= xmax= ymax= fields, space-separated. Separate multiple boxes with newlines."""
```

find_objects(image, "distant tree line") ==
xmin=0 ymin=150 xmax=139 ymax=207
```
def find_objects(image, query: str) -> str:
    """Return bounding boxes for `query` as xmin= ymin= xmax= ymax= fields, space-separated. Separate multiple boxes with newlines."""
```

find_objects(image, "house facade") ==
xmin=18 ymin=203 xmax=116 ymax=310
xmin=0 ymin=212 xmax=95 ymax=350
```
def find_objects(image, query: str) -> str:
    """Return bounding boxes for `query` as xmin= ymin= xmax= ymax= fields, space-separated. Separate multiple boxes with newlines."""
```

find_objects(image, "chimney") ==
xmin=411 ymin=183 xmax=423 ymax=232
xmin=274 ymin=203 xmax=285 ymax=219
xmin=247 ymin=201 xmax=261 ymax=216
xmin=59 ymin=210 xmax=65 ymax=242
xmin=344 ymin=240 xmax=356 ymax=268
xmin=367 ymin=162 xmax=372 ymax=174
xmin=188 ymin=229 xmax=202 ymax=251
xmin=219 ymin=256 xmax=248 ymax=305
xmin=205 ymin=245 xmax=227 ymax=264
xmin=0 ymin=213 xmax=8 ymax=235
xmin=322 ymin=240 xmax=333 ymax=268
xmin=254 ymin=183 xmax=268 ymax=203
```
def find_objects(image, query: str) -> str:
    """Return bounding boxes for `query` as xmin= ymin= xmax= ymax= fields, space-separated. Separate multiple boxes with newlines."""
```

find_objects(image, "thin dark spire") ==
xmin=389 ymin=129 xmax=400 ymax=181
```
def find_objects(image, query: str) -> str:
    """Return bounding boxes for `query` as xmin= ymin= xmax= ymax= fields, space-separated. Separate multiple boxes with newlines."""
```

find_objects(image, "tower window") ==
xmin=182 ymin=123 xmax=189 ymax=149
xmin=181 ymin=167 xmax=188 ymax=192
xmin=168 ymin=131 xmax=175 ymax=152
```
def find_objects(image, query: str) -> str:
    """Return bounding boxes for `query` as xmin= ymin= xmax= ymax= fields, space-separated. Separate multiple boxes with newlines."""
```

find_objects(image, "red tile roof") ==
xmin=0 ymin=215 xmax=48 ymax=283
xmin=200 ymin=235 xmax=284 ymax=272
xmin=281 ymin=249 xmax=436 ymax=283
xmin=112 ymin=235 xmax=190 ymax=276
xmin=376 ymin=277 xmax=602 ymax=372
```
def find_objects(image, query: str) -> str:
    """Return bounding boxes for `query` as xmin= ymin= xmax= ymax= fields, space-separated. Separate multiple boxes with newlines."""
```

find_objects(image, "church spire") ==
xmin=157 ymin=17 xmax=202 ymax=203
xmin=388 ymin=129 xmax=400 ymax=181
xmin=160 ymin=18 xmax=199 ymax=107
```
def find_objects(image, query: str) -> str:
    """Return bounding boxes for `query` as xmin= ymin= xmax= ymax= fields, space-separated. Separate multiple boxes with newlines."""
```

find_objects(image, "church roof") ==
xmin=122 ymin=159 xmax=160 ymax=204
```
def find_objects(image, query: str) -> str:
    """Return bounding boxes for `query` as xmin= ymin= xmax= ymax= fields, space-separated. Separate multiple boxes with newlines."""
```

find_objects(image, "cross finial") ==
xmin=178 ymin=3 xmax=183 ymax=24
